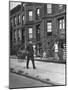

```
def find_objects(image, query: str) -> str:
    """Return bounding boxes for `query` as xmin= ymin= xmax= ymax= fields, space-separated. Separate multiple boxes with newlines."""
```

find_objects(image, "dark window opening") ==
xmin=36 ymin=24 xmax=40 ymax=41
xmin=18 ymin=14 xmax=21 ymax=24
xmin=47 ymin=32 xmax=52 ymax=36
xmin=22 ymin=30 xmax=25 ymax=43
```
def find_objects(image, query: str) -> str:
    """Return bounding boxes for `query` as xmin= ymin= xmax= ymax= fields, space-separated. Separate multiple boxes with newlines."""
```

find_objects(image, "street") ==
xmin=10 ymin=58 xmax=65 ymax=86
xmin=9 ymin=72 xmax=51 ymax=89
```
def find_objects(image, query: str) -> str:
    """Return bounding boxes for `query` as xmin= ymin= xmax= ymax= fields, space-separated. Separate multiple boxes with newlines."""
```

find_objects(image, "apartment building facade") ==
xmin=10 ymin=2 xmax=66 ymax=61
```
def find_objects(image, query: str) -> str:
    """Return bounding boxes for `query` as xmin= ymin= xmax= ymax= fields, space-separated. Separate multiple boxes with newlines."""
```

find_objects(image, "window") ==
xmin=59 ymin=18 xmax=65 ymax=34
xmin=37 ymin=8 xmax=40 ymax=16
xmin=14 ymin=30 xmax=17 ymax=42
xmin=29 ymin=28 xmax=33 ymax=39
xmin=47 ymin=4 xmax=52 ymax=14
xmin=54 ymin=42 xmax=58 ymax=52
xmin=23 ymin=16 xmax=24 ymax=21
xmin=22 ymin=3 xmax=25 ymax=10
xmin=28 ymin=11 xmax=33 ymax=21
xmin=47 ymin=22 xmax=52 ymax=36
xmin=18 ymin=29 xmax=21 ymax=41
xmin=59 ymin=4 xmax=63 ymax=9
xmin=23 ymin=3 xmax=25 ymax=7
xmin=18 ymin=15 xmax=21 ymax=24
xmin=10 ymin=19 xmax=13 ymax=28
xmin=63 ymin=19 xmax=65 ymax=29
xmin=22 ymin=16 xmax=24 ymax=24
xmin=22 ymin=30 xmax=25 ymax=43
xmin=47 ymin=22 xmax=52 ymax=32
xmin=59 ymin=18 xmax=65 ymax=29
xmin=14 ymin=17 xmax=17 ymax=25
xmin=14 ymin=17 xmax=16 ymax=26
xmin=36 ymin=24 xmax=40 ymax=41
xmin=36 ymin=8 xmax=40 ymax=20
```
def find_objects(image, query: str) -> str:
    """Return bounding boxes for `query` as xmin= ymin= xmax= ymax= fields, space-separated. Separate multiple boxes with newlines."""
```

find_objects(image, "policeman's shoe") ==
xmin=27 ymin=67 xmax=29 ymax=69
xmin=33 ymin=67 xmax=36 ymax=69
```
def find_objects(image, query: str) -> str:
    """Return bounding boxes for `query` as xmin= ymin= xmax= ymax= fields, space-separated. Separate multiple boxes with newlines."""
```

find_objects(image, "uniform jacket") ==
xmin=26 ymin=43 xmax=34 ymax=56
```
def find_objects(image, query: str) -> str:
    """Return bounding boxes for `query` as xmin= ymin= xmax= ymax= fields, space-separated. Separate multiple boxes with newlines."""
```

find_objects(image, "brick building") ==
xmin=10 ymin=2 xmax=66 ymax=61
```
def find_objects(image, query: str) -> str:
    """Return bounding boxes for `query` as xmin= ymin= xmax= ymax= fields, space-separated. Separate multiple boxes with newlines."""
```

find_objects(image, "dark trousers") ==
xmin=26 ymin=55 xmax=35 ymax=68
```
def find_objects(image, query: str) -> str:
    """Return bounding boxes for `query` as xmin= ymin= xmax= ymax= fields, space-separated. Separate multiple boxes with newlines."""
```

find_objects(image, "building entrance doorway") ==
xmin=58 ymin=40 xmax=66 ymax=61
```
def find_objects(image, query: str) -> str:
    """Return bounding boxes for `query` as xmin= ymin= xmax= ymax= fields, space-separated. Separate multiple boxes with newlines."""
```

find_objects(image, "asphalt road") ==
xmin=9 ymin=72 xmax=51 ymax=89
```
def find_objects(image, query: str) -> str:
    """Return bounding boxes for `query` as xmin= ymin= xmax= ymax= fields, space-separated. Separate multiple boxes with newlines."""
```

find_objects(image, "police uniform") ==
xmin=26 ymin=43 xmax=36 ymax=69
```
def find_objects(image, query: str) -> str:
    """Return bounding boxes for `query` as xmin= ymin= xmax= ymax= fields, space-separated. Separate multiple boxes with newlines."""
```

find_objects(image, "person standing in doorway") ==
xmin=26 ymin=41 xmax=36 ymax=69
xmin=54 ymin=42 xmax=59 ymax=60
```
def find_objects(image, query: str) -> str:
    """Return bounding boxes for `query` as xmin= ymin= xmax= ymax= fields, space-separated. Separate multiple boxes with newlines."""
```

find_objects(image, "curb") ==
xmin=10 ymin=68 xmax=64 ymax=86
xmin=10 ymin=56 xmax=66 ymax=64
xmin=35 ymin=59 xmax=66 ymax=64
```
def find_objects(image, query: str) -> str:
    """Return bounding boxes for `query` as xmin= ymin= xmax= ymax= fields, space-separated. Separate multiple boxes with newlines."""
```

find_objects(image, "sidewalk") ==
xmin=10 ymin=58 xmax=66 ymax=85
xmin=10 ymin=55 xmax=66 ymax=64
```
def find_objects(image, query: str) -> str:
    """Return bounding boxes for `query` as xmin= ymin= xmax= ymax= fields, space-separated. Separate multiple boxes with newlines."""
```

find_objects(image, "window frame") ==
xmin=15 ymin=17 xmax=17 ymax=25
xmin=28 ymin=11 xmax=33 ymax=21
xmin=37 ymin=8 xmax=40 ymax=16
xmin=36 ymin=24 xmax=40 ymax=41
xmin=47 ymin=4 xmax=52 ymax=14
xmin=14 ymin=30 xmax=17 ymax=42
xmin=18 ymin=29 xmax=22 ymax=41
xmin=54 ymin=42 xmax=58 ymax=52
xmin=22 ymin=15 xmax=25 ymax=24
xmin=10 ymin=18 xmax=13 ymax=28
xmin=59 ymin=18 xmax=65 ymax=30
xmin=28 ymin=28 xmax=33 ymax=39
xmin=47 ymin=21 xmax=52 ymax=32
xmin=59 ymin=4 xmax=63 ymax=9
xmin=18 ymin=14 xmax=21 ymax=24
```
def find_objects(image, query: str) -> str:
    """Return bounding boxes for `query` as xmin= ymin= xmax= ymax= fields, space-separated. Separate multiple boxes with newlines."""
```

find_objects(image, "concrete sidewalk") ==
xmin=10 ymin=58 xmax=66 ymax=85
xmin=10 ymin=55 xmax=66 ymax=64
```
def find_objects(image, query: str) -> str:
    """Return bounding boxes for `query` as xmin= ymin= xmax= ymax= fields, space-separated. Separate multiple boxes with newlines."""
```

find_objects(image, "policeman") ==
xmin=26 ymin=41 xmax=36 ymax=69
